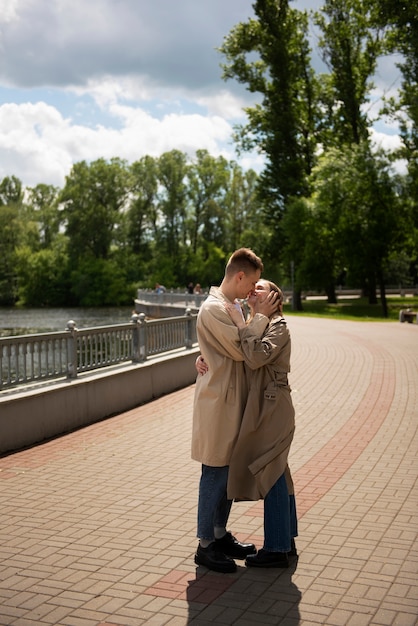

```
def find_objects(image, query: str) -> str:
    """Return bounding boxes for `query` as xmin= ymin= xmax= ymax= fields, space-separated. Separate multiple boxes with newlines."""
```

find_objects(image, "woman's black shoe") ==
xmin=245 ymin=549 xmax=289 ymax=568
xmin=194 ymin=543 xmax=237 ymax=573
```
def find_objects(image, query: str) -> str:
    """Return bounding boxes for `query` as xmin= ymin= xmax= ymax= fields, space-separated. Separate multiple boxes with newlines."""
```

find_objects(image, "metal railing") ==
xmin=0 ymin=311 xmax=197 ymax=391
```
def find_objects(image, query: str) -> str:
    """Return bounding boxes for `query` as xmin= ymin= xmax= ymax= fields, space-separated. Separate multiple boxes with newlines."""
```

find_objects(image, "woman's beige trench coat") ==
xmin=191 ymin=287 xmax=268 ymax=467
xmin=227 ymin=313 xmax=295 ymax=501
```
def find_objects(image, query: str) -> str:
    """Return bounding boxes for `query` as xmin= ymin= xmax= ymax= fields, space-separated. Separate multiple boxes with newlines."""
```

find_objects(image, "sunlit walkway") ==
xmin=0 ymin=317 xmax=417 ymax=625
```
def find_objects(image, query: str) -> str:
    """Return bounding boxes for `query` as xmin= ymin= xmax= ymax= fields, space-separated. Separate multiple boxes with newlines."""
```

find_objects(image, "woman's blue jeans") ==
xmin=263 ymin=472 xmax=298 ymax=552
xmin=197 ymin=465 xmax=232 ymax=540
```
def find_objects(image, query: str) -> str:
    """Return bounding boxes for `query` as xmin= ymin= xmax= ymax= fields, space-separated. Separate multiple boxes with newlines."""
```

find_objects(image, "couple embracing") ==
xmin=192 ymin=248 xmax=298 ymax=573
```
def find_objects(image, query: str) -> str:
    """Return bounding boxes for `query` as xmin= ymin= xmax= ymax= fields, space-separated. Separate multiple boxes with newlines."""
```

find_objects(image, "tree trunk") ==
xmin=326 ymin=283 xmax=337 ymax=304
xmin=367 ymin=273 xmax=378 ymax=304
xmin=292 ymin=287 xmax=303 ymax=311
xmin=378 ymin=270 xmax=388 ymax=318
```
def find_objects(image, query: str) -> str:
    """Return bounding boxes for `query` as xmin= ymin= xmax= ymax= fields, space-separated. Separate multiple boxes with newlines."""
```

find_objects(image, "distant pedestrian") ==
xmin=155 ymin=283 xmax=166 ymax=294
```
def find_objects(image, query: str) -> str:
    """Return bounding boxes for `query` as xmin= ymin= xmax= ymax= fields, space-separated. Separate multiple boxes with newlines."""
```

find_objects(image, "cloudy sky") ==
xmin=0 ymin=0 xmax=403 ymax=189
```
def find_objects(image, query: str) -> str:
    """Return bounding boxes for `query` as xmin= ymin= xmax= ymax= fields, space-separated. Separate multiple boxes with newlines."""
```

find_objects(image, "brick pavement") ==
xmin=0 ymin=317 xmax=417 ymax=626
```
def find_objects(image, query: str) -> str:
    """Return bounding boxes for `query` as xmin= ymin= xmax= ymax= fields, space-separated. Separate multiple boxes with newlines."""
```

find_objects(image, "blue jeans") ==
xmin=197 ymin=465 xmax=232 ymax=540
xmin=263 ymin=472 xmax=298 ymax=552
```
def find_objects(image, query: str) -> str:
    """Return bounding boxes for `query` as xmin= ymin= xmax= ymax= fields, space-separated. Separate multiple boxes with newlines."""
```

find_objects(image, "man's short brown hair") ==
xmin=225 ymin=248 xmax=264 ymax=277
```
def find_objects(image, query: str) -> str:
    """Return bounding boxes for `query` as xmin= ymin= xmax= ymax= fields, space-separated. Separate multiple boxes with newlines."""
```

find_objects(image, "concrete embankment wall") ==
xmin=0 ymin=347 xmax=199 ymax=455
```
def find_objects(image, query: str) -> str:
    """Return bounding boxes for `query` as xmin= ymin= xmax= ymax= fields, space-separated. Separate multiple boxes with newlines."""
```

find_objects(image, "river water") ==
xmin=0 ymin=306 xmax=135 ymax=337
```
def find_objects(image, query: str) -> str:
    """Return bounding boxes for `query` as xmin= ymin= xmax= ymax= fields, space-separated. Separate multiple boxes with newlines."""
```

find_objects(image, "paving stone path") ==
xmin=0 ymin=316 xmax=417 ymax=625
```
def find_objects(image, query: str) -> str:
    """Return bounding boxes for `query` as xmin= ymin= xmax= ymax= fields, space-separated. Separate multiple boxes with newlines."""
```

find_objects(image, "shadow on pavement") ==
xmin=186 ymin=557 xmax=301 ymax=624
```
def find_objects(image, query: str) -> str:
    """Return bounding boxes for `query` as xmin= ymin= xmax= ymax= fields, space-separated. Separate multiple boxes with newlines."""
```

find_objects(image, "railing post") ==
xmin=66 ymin=320 xmax=78 ymax=379
xmin=185 ymin=308 xmax=193 ymax=349
xmin=131 ymin=313 xmax=141 ymax=363
xmin=135 ymin=313 xmax=147 ymax=362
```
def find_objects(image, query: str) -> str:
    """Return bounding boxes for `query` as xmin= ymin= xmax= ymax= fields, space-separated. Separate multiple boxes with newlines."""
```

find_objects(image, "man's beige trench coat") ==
xmin=191 ymin=287 xmax=269 ymax=467
xmin=227 ymin=314 xmax=295 ymax=501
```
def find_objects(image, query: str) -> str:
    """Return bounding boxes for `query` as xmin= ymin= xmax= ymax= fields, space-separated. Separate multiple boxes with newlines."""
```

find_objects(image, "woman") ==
xmin=197 ymin=279 xmax=298 ymax=568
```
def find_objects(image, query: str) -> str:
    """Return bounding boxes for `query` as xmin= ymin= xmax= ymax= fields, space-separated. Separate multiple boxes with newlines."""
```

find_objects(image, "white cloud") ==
xmin=0 ymin=99 xmax=241 ymax=186
xmin=0 ymin=103 xmax=71 ymax=186
xmin=70 ymin=77 xmax=154 ymax=110
xmin=369 ymin=127 xmax=407 ymax=175
xmin=0 ymin=0 xmax=19 ymax=23
xmin=0 ymin=0 xmax=263 ymax=186
xmin=68 ymin=75 xmax=252 ymax=121
xmin=370 ymin=127 xmax=401 ymax=151
xmin=0 ymin=0 xmax=405 ymax=188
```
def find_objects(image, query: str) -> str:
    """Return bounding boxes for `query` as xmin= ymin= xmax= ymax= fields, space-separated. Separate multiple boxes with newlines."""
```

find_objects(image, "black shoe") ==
xmin=288 ymin=538 xmax=297 ymax=557
xmin=194 ymin=543 xmax=237 ymax=573
xmin=215 ymin=531 xmax=257 ymax=560
xmin=245 ymin=549 xmax=289 ymax=568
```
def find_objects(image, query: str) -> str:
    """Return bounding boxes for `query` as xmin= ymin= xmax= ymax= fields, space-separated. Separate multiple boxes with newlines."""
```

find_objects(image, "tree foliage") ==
xmin=0 ymin=153 xmax=265 ymax=306
xmin=314 ymin=0 xmax=384 ymax=146
xmin=219 ymin=0 xmax=319 ymax=210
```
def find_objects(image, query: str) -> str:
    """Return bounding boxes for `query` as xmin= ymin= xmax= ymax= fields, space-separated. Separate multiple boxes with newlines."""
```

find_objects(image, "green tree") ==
xmin=16 ymin=236 xmax=70 ymax=306
xmin=0 ymin=176 xmax=64 ymax=306
xmin=60 ymin=158 xmax=130 ymax=305
xmin=219 ymin=0 xmax=318 ymax=204
xmin=193 ymin=242 xmax=228 ymax=290
xmin=374 ymin=0 xmax=418 ymax=284
xmin=70 ymin=257 xmax=132 ymax=307
xmin=0 ymin=205 xmax=20 ymax=305
xmin=310 ymin=145 xmax=403 ymax=315
xmin=225 ymin=164 xmax=248 ymax=252
xmin=375 ymin=0 xmax=418 ymax=155
xmin=219 ymin=0 xmax=320 ymax=307
xmin=187 ymin=149 xmax=230 ymax=254
xmin=315 ymin=0 xmax=384 ymax=147
xmin=26 ymin=183 xmax=61 ymax=249
xmin=0 ymin=175 xmax=23 ymax=206
xmin=155 ymin=150 xmax=189 ymax=281
xmin=0 ymin=176 xmax=25 ymax=304
xmin=123 ymin=156 xmax=160 ymax=288
xmin=280 ymin=197 xmax=312 ymax=299
xmin=61 ymin=158 xmax=129 ymax=263
xmin=127 ymin=155 xmax=159 ymax=258
xmin=282 ymin=194 xmax=345 ymax=303
xmin=297 ymin=0 xmax=392 ymax=305
xmin=225 ymin=165 xmax=269 ymax=255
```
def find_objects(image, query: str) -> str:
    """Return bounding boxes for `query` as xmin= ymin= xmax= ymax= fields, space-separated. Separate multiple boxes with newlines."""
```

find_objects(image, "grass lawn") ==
xmin=283 ymin=296 xmax=418 ymax=322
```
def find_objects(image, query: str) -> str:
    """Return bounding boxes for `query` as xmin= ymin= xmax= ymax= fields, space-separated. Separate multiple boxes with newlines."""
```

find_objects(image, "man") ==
xmin=191 ymin=248 xmax=278 ymax=573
